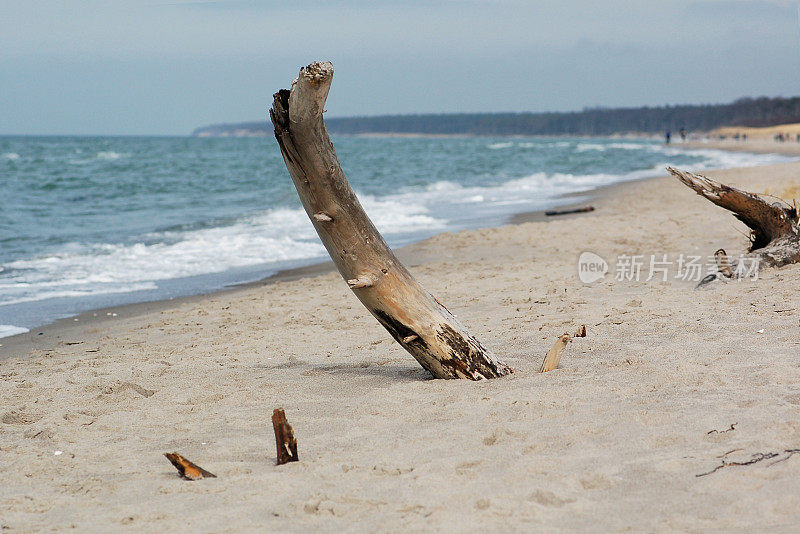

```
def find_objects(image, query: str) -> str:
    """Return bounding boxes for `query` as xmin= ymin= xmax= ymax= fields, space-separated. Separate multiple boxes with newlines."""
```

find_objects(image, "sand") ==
xmin=685 ymin=138 xmax=800 ymax=157
xmin=709 ymin=123 xmax=800 ymax=140
xmin=2 ymin=160 xmax=800 ymax=532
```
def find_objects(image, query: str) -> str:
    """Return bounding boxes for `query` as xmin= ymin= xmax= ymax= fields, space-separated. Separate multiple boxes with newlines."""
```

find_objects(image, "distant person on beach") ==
xmin=679 ymin=128 xmax=686 ymax=142
xmin=665 ymin=130 xmax=671 ymax=144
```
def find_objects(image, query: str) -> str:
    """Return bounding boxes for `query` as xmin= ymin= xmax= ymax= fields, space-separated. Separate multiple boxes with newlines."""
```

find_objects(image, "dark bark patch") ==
xmin=373 ymin=309 xmax=427 ymax=349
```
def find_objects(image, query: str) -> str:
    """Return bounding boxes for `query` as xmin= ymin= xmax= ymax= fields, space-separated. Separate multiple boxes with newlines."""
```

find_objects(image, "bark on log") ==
xmin=667 ymin=167 xmax=800 ymax=267
xmin=269 ymin=61 xmax=512 ymax=380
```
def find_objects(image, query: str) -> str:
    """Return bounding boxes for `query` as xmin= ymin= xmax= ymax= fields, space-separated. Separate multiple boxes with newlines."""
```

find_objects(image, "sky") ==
xmin=1 ymin=0 xmax=799 ymax=135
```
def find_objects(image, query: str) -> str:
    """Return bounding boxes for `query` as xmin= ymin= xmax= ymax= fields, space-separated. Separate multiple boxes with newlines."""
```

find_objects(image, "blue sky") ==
xmin=1 ymin=0 xmax=798 ymax=135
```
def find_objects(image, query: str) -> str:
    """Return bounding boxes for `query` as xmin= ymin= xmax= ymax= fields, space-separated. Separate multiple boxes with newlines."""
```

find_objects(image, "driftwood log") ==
xmin=270 ymin=61 xmax=512 ymax=380
xmin=667 ymin=167 xmax=800 ymax=268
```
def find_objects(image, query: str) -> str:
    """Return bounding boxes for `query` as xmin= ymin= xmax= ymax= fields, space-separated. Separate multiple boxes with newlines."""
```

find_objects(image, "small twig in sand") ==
xmin=540 ymin=334 xmax=572 ymax=373
xmin=164 ymin=452 xmax=216 ymax=480
xmin=707 ymin=423 xmax=737 ymax=435
xmin=540 ymin=326 xmax=587 ymax=373
xmin=545 ymin=206 xmax=595 ymax=217
xmin=696 ymin=448 xmax=800 ymax=477
xmin=714 ymin=249 xmax=734 ymax=278
xmin=272 ymin=408 xmax=299 ymax=465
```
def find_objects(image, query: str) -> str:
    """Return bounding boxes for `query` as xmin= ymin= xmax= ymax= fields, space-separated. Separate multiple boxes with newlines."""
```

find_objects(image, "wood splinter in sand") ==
xmin=667 ymin=167 xmax=800 ymax=269
xmin=270 ymin=61 xmax=512 ymax=380
xmin=164 ymin=452 xmax=216 ymax=480
xmin=540 ymin=325 xmax=586 ymax=373
xmin=272 ymin=408 xmax=299 ymax=465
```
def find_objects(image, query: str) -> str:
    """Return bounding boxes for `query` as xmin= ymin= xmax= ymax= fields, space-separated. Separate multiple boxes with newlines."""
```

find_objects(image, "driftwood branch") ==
xmin=696 ymin=448 xmax=800 ymax=477
xmin=272 ymin=408 xmax=298 ymax=465
xmin=540 ymin=334 xmax=571 ymax=373
xmin=540 ymin=326 xmax=585 ymax=373
xmin=667 ymin=167 xmax=800 ymax=267
xmin=545 ymin=206 xmax=595 ymax=217
xmin=270 ymin=61 xmax=512 ymax=380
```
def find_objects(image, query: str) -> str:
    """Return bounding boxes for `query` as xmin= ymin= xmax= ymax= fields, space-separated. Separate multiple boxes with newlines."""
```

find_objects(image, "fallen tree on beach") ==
xmin=667 ymin=167 xmax=800 ymax=270
xmin=269 ymin=61 xmax=512 ymax=380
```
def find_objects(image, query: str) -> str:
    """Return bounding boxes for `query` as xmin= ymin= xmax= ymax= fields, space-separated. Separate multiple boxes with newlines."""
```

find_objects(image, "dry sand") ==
xmin=685 ymin=138 xmax=800 ymax=157
xmin=710 ymin=122 xmax=800 ymax=141
xmin=2 ymin=161 xmax=800 ymax=532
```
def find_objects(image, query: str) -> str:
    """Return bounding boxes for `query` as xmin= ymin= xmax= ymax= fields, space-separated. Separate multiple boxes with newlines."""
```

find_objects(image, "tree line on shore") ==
xmin=193 ymin=96 xmax=800 ymax=137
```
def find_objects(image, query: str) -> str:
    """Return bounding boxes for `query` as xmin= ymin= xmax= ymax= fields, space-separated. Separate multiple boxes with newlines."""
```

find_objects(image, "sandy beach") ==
xmin=686 ymin=138 xmax=800 ymax=156
xmin=2 ymin=157 xmax=800 ymax=531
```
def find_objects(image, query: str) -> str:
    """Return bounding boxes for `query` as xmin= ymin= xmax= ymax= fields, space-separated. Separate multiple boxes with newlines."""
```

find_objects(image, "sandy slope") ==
xmin=1 ymin=162 xmax=800 ymax=532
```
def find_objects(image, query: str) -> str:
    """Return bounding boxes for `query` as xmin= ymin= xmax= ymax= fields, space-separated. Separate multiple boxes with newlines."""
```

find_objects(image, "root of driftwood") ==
xmin=667 ymin=167 xmax=800 ymax=268
xmin=270 ymin=61 xmax=512 ymax=380
xmin=272 ymin=408 xmax=299 ymax=465
xmin=696 ymin=448 xmax=800 ymax=477
xmin=540 ymin=325 xmax=586 ymax=373
xmin=164 ymin=452 xmax=216 ymax=480
xmin=714 ymin=249 xmax=734 ymax=278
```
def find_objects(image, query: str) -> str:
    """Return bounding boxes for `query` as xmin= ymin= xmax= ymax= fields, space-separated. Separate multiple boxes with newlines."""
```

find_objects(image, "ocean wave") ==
xmin=608 ymin=142 xmax=647 ymax=150
xmin=0 ymin=284 xmax=159 ymax=308
xmin=0 ymin=194 xmax=446 ymax=307
xmin=96 ymin=151 xmax=128 ymax=160
xmin=1 ymin=140 xmax=795 ymax=309
xmin=574 ymin=143 xmax=606 ymax=152
xmin=2 ymin=152 xmax=20 ymax=161
xmin=487 ymin=142 xmax=513 ymax=149
xmin=0 ymin=325 xmax=29 ymax=338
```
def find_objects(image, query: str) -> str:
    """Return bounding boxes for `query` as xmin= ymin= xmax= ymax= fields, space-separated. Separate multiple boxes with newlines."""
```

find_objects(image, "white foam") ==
xmin=96 ymin=151 xmax=128 ymax=160
xmin=0 ymin=325 xmax=29 ymax=338
xmin=607 ymin=142 xmax=646 ymax=150
xmin=487 ymin=142 xmax=513 ymax=149
xmin=575 ymin=143 xmax=606 ymax=152
xmin=0 ymin=196 xmax=445 ymax=307
xmin=2 ymin=152 xmax=20 ymax=161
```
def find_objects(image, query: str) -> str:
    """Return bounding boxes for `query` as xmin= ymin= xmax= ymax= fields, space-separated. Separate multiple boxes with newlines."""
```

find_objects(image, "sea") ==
xmin=0 ymin=135 xmax=794 ymax=337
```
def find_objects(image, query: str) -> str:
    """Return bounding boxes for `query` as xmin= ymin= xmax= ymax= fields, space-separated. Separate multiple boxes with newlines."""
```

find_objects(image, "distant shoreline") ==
xmin=192 ymin=96 xmax=800 ymax=137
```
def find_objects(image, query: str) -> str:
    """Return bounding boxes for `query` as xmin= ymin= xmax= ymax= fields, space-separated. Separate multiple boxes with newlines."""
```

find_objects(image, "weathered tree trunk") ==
xmin=269 ymin=62 xmax=511 ymax=379
xmin=667 ymin=167 xmax=800 ymax=268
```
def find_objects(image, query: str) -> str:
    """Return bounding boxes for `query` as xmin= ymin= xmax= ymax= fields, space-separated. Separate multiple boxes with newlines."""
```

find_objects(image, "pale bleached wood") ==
xmin=269 ymin=62 xmax=512 ymax=380
xmin=540 ymin=334 xmax=571 ymax=373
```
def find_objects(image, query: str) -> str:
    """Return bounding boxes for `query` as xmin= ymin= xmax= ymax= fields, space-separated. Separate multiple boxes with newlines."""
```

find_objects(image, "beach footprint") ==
xmin=2 ymin=409 xmax=43 ymax=425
